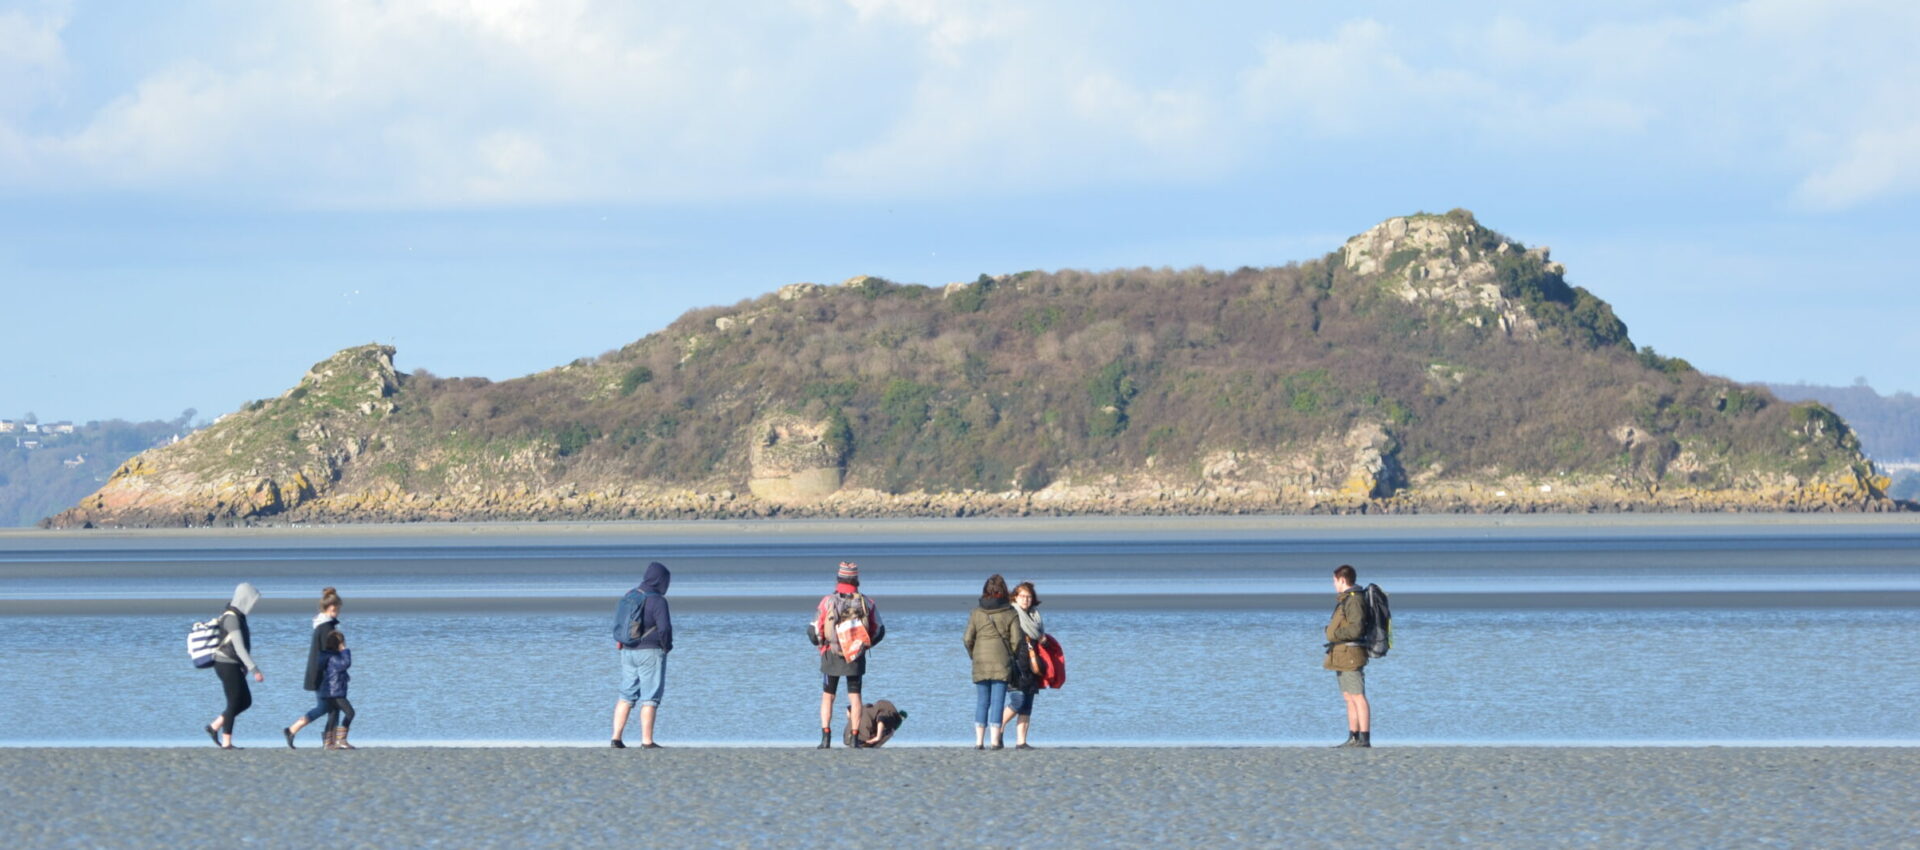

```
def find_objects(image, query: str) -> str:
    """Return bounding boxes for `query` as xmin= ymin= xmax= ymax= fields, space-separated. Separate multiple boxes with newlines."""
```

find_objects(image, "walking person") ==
xmin=611 ymin=561 xmax=673 ymax=748
xmin=1325 ymin=564 xmax=1372 ymax=748
xmin=283 ymin=587 xmax=343 ymax=748
xmin=1000 ymin=581 xmax=1044 ymax=749
xmin=962 ymin=574 xmax=1021 ymax=750
xmin=317 ymin=630 xmax=356 ymax=749
xmin=810 ymin=561 xmax=883 ymax=748
xmin=203 ymin=582 xmax=263 ymax=749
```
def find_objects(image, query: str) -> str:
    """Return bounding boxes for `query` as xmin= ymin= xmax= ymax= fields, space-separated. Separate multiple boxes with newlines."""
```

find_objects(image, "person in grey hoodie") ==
xmin=610 ymin=562 xmax=673 ymax=748
xmin=204 ymin=582 xmax=263 ymax=749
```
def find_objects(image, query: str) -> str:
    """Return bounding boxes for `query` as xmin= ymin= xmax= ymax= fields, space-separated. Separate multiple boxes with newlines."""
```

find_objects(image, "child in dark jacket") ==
xmin=318 ymin=630 xmax=356 ymax=750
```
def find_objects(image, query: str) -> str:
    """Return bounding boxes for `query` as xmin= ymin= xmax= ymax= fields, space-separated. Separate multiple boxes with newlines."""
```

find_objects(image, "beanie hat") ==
xmin=837 ymin=561 xmax=859 ymax=581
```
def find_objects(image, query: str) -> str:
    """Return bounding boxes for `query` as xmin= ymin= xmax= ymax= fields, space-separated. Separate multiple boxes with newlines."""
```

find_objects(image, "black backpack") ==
xmin=1358 ymin=583 xmax=1392 ymax=658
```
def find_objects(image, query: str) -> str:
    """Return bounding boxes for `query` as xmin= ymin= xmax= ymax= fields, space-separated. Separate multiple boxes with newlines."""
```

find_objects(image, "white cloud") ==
xmin=1 ymin=0 xmax=1916 ymax=210
xmin=1797 ymin=122 xmax=1920 ymax=209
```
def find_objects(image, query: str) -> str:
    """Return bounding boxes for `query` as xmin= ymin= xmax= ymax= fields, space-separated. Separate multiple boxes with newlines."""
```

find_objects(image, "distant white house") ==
xmin=48 ymin=422 xmax=75 ymax=434
xmin=63 ymin=453 xmax=87 ymax=468
xmin=21 ymin=440 xmax=41 ymax=449
xmin=0 ymin=420 xmax=15 ymax=433
xmin=21 ymin=423 xmax=39 ymax=433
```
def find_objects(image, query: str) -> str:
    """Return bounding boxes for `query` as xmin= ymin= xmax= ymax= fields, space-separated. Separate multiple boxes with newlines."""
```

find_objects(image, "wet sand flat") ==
xmin=5 ymin=747 xmax=1915 ymax=847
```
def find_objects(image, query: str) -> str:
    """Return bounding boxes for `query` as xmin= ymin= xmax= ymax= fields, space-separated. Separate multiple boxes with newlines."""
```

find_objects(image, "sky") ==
xmin=2 ymin=0 xmax=1917 ymax=424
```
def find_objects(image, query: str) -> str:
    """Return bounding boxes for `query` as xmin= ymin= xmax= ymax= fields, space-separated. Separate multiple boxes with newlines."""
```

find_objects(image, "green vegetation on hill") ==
xmin=1765 ymin=382 xmax=1920 ymax=461
xmin=358 ymin=213 xmax=1861 ymax=493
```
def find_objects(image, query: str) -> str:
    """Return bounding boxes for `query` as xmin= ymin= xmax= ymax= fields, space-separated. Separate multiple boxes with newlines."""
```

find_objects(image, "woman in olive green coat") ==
xmin=962 ymin=574 xmax=1022 ymax=749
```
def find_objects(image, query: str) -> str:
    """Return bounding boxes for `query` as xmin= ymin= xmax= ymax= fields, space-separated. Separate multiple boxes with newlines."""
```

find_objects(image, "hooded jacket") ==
xmin=613 ymin=562 xmax=674 ymax=652
xmin=303 ymin=613 xmax=340 ymax=692
xmin=212 ymin=582 xmax=260 ymax=673
xmin=318 ymin=647 xmax=352 ymax=698
xmin=962 ymin=595 xmax=1022 ymax=683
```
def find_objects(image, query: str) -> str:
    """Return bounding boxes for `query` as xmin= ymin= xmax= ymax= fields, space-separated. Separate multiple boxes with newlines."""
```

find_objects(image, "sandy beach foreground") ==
xmin=5 ymin=747 xmax=1914 ymax=848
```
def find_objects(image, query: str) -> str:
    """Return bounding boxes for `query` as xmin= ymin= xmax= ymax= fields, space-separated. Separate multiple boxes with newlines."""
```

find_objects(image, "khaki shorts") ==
xmin=1336 ymin=670 xmax=1366 ymax=695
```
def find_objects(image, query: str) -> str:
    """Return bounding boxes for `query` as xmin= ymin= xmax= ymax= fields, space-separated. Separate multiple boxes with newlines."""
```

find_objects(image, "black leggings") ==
xmin=323 ymin=697 xmax=355 ymax=732
xmin=822 ymin=674 xmax=863 ymax=695
xmin=214 ymin=662 xmax=252 ymax=731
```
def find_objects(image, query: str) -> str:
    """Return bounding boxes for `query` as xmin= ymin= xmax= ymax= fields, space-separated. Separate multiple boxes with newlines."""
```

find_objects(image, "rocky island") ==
xmin=47 ymin=211 xmax=1898 ymax=527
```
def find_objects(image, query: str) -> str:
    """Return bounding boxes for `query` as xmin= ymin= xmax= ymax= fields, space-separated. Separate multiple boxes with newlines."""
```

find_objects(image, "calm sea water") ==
xmin=3 ymin=518 xmax=1918 ymax=746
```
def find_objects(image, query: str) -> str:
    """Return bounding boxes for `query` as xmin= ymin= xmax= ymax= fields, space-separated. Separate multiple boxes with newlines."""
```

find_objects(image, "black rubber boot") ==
xmin=1333 ymin=731 xmax=1358 ymax=748
xmin=1357 ymin=731 xmax=1372 ymax=748
xmin=818 ymin=729 xmax=832 ymax=749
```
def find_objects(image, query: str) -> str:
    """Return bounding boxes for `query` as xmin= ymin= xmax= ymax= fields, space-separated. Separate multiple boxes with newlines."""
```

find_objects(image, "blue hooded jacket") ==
xmin=318 ymin=648 xmax=351 ymax=698
xmin=613 ymin=561 xmax=673 ymax=652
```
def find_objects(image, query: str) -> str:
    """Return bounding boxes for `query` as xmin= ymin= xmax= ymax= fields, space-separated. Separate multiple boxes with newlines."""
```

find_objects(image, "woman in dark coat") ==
xmin=283 ymin=588 xmax=342 ymax=748
xmin=962 ymin=574 xmax=1021 ymax=749
xmin=1002 ymin=581 xmax=1046 ymax=749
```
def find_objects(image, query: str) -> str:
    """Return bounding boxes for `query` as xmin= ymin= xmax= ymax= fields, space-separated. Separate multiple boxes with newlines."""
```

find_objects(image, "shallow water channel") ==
xmin=3 ymin=516 xmax=1918 ymax=746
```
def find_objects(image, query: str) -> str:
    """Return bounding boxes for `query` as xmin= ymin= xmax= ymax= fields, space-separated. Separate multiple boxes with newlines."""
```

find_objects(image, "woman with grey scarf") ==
xmin=1001 ymin=581 xmax=1045 ymax=749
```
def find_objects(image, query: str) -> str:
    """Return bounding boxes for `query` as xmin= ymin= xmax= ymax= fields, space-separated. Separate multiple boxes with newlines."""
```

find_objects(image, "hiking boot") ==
xmin=818 ymin=729 xmax=832 ymax=749
xmin=610 ymin=739 xmax=626 ymax=749
xmin=283 ymin=727 xmax=298 ymax=749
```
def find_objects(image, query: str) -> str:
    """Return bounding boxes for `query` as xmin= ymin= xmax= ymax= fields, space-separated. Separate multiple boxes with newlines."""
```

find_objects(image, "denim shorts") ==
xmin=619 ymin=647 xmax=667 ymax=706
xmin=1006 ymin=686 xmax=1037 ymax=717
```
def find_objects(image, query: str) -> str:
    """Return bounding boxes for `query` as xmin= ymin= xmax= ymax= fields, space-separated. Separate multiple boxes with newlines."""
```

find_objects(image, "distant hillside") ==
xmin=2 ymin=414 xmax=197 ymax=526
xmin=50 ymin=211 xmax=1895 ymax=527
xmin=1765 ymin=383 xmax=1920 ymax=461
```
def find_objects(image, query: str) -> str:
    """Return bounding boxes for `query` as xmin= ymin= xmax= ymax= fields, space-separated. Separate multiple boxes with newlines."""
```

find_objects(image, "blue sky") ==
xmin=2 ymin=0 xmax=1917 ymax=423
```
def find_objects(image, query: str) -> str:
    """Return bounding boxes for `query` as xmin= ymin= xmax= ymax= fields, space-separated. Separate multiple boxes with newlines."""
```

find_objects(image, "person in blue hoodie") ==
xmin=317 ymin=629 xmax=356 ymax=750
xmin=611 ymin=561 xmax=673 ymax=749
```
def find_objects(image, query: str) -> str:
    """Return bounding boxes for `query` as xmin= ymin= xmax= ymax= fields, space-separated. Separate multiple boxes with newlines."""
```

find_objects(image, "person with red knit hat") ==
xmin=808 ymin=560 xmax=885 ymax=748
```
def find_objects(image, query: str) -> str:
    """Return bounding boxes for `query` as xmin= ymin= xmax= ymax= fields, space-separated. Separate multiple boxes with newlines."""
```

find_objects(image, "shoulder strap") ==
xmin=984 ymin=608 xmax=1016 ymax=653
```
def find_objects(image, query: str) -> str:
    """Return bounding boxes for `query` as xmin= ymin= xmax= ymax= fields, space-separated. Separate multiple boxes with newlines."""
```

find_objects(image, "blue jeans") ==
xmin=301 ymin=695 xmax=329 ymax=724
xmin=973 ymin=679 xmax=1008 ymax=728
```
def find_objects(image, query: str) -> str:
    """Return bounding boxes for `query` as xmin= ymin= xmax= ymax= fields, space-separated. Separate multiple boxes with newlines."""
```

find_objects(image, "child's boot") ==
xmin=336 ymin=728 xmax=357 ymax=750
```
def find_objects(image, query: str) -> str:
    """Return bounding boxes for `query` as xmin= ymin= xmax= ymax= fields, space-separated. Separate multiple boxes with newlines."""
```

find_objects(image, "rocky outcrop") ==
xmin=1343 ymin=214 xmax=1541 ymax=339
xmin=47 ymin=344 xmax=397 ymax=527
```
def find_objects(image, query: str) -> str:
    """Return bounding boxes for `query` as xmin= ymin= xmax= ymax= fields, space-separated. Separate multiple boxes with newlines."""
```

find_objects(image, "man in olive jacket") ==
xmin=1325 ymin=564 xmax=1371 ymax=748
